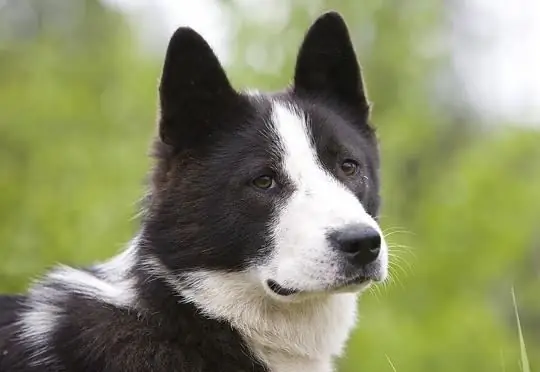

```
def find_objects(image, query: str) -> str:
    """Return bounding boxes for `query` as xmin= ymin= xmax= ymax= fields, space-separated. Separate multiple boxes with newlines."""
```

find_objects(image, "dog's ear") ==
xmin=293 ymin=12 xmax=369 ymax=114
xmin=158 ymin=27 xmax=238 ymax=148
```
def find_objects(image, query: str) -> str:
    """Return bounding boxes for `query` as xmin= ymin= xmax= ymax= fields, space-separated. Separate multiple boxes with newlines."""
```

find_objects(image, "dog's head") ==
xmin=142 ymin=12 xmax=388 ymax=301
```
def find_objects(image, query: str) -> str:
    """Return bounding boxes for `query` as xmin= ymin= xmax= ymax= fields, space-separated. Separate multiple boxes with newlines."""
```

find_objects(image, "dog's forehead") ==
xmin=238 ymin=94 xmax=314 ymax=165
xmin=240 ymin=92 xmax=370 ymax=165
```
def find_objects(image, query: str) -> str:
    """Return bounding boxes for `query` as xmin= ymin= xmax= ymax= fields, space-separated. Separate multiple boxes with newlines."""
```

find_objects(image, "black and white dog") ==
xmin=0 ymin=11 xmax=388 ymax=372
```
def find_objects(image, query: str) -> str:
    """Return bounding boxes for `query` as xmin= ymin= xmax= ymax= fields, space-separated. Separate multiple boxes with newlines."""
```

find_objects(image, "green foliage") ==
xmin=0 ymin=1 xmax=538 ymax=371
xmin=0 ymin=0 xmax=157 ymax=290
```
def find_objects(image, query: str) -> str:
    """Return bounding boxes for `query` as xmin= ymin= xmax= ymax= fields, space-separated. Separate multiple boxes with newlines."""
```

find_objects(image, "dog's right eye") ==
xmin=252 ymin=175 xmax=276 ymax=190
xmin=340 ymin=159 xmax=359 ymax=176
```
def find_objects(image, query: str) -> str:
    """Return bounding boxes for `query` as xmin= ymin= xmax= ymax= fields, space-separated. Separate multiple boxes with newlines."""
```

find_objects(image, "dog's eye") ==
xmin=341 ymin=159 xmax=359 ymax=176
xmin=252 ymin=175 xmax=276 ymax=190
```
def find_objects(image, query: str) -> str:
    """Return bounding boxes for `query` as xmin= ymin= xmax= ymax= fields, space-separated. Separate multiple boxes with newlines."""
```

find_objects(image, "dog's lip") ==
xmin=266 ymin=275 xmax=372 ymax=297
xmin=267 ymin=279 xmax=300 ymax=296
xmin=331 ymin=274 xmax=372 ymax=290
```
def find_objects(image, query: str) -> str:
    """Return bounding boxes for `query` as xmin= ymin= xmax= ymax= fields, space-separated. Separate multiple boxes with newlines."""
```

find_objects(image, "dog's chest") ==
xmin=238 ymin=294 xmax=360 ymax=372
xmin=258 ymin=352 xmax=334 ymax=372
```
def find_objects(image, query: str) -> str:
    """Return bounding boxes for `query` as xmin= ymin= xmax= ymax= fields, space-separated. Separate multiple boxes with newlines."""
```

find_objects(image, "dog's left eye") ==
xmin=340 ymin=159 xmax=359 ymax=176
xmin=252 ymin=175 xmax=276 ymax=190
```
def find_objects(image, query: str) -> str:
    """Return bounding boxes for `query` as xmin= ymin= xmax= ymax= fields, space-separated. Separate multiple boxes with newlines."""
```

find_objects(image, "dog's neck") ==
xmin=140 ymin=256 xmax=360 ymax=372
xmin=240 ymin=292 xmax=359 ymax=372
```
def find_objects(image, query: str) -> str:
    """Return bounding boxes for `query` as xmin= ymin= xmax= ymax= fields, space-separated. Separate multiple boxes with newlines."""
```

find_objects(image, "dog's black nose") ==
xmin=329 ymin=225 xmax=381 ymax=265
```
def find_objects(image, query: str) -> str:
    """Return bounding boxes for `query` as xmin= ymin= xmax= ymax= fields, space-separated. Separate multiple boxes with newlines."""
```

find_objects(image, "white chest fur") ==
xmin=176 ymin=271 xmax=360 ymax=372
xmin=254 ymin=352 xmax=334 ymax=372
xmin=244 ymin=293 xmax=359 ymax=372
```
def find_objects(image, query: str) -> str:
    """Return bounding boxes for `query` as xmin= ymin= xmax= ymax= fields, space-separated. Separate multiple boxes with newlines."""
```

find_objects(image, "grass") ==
xmin=379 ymin=289 xmax=532 ymax=372
xmin=512 ymin=287 xmax=531 ymax=372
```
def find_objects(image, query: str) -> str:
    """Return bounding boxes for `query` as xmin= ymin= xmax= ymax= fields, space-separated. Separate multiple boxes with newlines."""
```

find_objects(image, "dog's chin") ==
xmin=263 ymin=275 xmax=374 ymax=302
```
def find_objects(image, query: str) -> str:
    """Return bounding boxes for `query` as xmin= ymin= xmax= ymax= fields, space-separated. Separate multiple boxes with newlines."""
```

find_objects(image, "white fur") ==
xmin=47 ymin=265 xmax=134 ymax=306
xmin=17 ymin=240 xmax=138 ymax=365
xmin=17 ymin=283 xmax=65 ymax=366
xmin=140 ymin=260 xmax=360 ymax=372
xmin=92 ymin=241 xmax=138 ymax=289
xmin=263 ymin=101 xmax=388 ymax=291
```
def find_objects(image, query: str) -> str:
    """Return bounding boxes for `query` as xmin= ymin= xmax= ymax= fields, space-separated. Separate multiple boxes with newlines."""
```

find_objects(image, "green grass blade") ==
xmin=512 ymin=287 xmax=531 ymax=372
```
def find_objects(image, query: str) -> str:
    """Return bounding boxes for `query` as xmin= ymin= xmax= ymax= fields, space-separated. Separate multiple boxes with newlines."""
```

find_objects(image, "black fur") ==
xmin=0 ymin=11 xmax=380 ymax=372
xmin=293 ymin=12 xmax=370 ymax=116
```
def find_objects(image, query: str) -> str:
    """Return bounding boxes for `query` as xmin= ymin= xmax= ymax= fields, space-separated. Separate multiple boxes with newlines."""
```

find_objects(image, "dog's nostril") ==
xmin=365 ymin=234 xmax=381 ymax=253
xmin=330 ymin=225 xmax=381 ymax=265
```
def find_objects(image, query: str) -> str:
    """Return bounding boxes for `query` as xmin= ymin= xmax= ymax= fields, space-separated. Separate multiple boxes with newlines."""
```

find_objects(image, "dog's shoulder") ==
xmin=0 ymin=294 xmax=25 ymax=363
xmin=0 ymin=295 xmax=24 ymax=327
xmin=0 ymin=266 xmax=267 ymax=372
xmin=0 ymin=294 xmax=45 ymax=372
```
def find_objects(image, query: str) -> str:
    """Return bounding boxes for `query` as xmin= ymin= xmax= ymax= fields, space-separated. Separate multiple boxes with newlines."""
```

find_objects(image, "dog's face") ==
xmin=143 ymin=12 xmax=387 ymax=301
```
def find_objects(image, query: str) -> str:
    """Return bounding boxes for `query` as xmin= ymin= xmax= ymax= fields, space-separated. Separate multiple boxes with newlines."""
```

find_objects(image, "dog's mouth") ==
xmin=266 ymin=275 xmax=371 ymax=297
xmin=266 ymin=279 xmax=300 ymax=296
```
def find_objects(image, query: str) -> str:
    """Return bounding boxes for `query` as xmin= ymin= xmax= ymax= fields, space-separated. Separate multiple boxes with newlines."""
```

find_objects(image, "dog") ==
xmin=0 ymin=11 xmax=388 ymax=372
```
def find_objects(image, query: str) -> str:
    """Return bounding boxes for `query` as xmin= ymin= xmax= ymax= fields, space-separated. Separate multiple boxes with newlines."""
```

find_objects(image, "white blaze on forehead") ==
xmin=270 ymin=102 xmax=319 ymax=179
xmin=270 ymin=101 xmax=372 ymax=226
xmin=267 ymin=101 xmax=386 ymax=288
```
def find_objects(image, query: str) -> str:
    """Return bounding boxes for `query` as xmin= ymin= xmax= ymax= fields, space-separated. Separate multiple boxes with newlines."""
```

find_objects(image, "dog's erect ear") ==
xmin=293 ymin=12 xmax=369 ymax=114
xmin=158 ymin=27 xmax=238 ymax=148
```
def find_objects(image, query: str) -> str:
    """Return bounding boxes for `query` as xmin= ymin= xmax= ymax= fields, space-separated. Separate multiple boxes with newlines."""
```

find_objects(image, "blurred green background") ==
xmin=1 ymin=0 xmax=539 ymax=371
